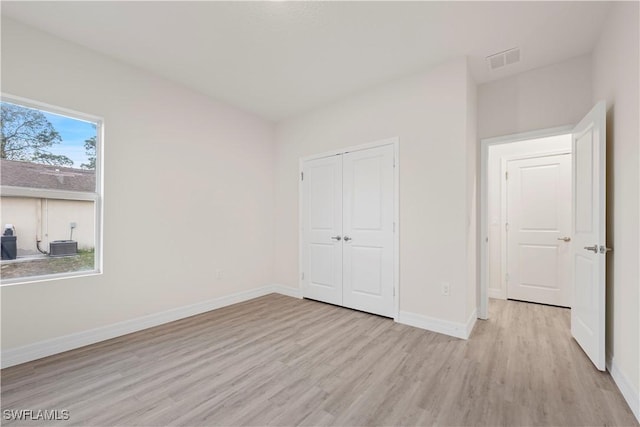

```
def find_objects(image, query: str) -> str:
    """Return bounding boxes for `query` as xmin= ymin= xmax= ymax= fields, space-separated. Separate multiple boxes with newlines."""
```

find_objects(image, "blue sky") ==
xmin=42 ymin=111 xmax=96 ymax=169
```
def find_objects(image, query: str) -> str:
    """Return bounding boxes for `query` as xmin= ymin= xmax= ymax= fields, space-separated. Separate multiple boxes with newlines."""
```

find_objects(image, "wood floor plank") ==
xmin=1 ymin=294 xmax=637 ymax=426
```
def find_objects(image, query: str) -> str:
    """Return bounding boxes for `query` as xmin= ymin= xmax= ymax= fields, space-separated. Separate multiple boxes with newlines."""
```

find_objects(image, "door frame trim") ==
xmin=299 ymin=137 xmax=400 ymax=320
xmin=479 ymin=126 xmax=573 ymax=319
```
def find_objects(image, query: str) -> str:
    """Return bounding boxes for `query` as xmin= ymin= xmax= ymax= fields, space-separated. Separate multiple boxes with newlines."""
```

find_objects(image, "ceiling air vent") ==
xmin=487 ymin=47 xmax=521 ymax=70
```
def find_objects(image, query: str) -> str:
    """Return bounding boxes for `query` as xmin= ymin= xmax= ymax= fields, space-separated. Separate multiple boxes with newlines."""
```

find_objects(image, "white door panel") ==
xmin=302 ymin=155 xmax=343 ymax=306
xmin=571 ymin=101 xmax=607 ymax=371
xmin=507 ymin=153 xmax=571 ymax=307
xmin=343 ymin=145 xmax=395 ymax=317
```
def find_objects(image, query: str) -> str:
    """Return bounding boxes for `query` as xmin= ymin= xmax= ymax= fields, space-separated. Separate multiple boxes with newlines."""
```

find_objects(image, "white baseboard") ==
xmin=398 ymin=309 xmax=476 ymax=340
xmin=465 ymin=308 xmax=478 ymax=338
xmin=1 ymin=285 xmax=298 ymax=369
xmin=272 ymin=284 xmax=302 ymax=299
xmin=488 ymin=288 xmax=506 ymax=299
xmin=607 ymin=354 xmax=640 ymax=423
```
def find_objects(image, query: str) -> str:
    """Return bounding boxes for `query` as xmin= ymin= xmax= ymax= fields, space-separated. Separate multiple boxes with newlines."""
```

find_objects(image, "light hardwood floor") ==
xmin=1 ymin=294 xmax=637 ymax=426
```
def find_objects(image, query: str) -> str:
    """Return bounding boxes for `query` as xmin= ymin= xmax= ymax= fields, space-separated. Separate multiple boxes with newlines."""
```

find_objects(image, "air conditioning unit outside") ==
xmin=49 ymin=240 xmax=78 ymax=257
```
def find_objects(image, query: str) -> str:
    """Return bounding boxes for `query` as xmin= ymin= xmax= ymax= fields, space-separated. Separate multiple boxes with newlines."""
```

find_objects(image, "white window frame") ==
xmin=0 ymin=93 xmax=104 ymax=286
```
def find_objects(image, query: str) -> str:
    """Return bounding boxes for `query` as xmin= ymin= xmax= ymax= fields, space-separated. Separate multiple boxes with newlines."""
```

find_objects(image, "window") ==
xmin=1 ymin=95 xmax=102 ymax=284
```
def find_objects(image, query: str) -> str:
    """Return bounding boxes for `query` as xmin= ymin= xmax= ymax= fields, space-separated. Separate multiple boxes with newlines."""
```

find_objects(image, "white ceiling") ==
xmin=2 ymin=1 xmax=611 ymax=121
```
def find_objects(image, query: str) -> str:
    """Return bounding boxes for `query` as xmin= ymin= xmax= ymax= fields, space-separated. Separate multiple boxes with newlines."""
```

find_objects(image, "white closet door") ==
xmin=342 ymin=145 xmax=395 ymax=317
xmin=301 ymin=155 xmax=343 ymax=306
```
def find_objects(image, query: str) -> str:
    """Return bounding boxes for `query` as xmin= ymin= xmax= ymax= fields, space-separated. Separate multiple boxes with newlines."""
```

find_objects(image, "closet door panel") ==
xmin=342 ymin=145 xmax=395 ymax=317
xmin=301 ymin=155 xmax=343 ymax=306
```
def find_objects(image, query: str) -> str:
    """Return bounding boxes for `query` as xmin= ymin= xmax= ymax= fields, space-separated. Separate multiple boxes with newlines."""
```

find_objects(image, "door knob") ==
xmin=599 ymin=245 xmax=613 ymax=254
xmin=557 ymin=237 xmax=571 ymax=242
xmin=584 ymin=245 xmax=598 ymax=253
xmin=343 ymin=236 xmax=352 ymax=242
xmin=331 ymin=236 xmax=341 ymax=241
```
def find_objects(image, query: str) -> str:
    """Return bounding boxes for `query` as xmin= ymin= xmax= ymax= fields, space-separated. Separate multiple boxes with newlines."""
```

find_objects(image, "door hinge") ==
xmin=393 ymin=222 xmax=396 ymax=233
xmin=301 ymin=171 xmax=304 ymax=181
xmin=505 ymin=222 xmax=509 ymax=232
xmin=505 ymin=273 xmax=509 ymax=283
xmin=301 ymin=272 xmax=305 ymax=280
xmin=505 ymin=171 xmax=509 ymax=180
xmin=393 ymin=287 xmax=396 ymax=297
xmin=393 ymin=157 xmax=396 ymax=168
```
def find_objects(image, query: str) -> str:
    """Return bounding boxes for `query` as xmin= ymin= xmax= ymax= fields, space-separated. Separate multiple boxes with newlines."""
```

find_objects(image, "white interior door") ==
xmin=506 ymin=153 xmax=572 ymax=307
xmin=301 ymin=155 xmax=343 ymax=306
xmin=571 ymin=101 xmax=607 ymax=371
xmin=342 ymin=145 xmax=395 ymax=317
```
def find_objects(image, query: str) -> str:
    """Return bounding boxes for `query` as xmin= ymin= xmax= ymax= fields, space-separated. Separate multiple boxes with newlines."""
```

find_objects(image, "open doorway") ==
xmin=479 ymin=101 xmax=608 ymax=371
xmin=487 ymin=133 xmax=572 ymax=308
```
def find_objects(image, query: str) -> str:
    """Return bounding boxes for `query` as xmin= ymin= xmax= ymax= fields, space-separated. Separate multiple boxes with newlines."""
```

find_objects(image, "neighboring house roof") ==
xmin=1 ymin=159 xmax=96 ymax=192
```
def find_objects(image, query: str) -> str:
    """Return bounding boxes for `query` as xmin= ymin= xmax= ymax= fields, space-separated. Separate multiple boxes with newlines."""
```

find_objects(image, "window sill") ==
xmin=0 ymin=269 xmax=102 ymax=287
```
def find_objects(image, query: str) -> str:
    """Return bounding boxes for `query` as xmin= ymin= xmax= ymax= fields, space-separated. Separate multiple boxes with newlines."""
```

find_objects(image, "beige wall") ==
xmin=592 ymin=1 xmax=640 ymax=400
xmin=275 ymin=58 xmax=477 ymax=325
xmin=1 ymin=18 xmax=276 ymax=349
xmin=1 ymin=198 xmax=38 ymax=256
xmin=478 ymin=54 xmax=593 ymax=139
xmin=1 ymin=197 xmax=95 ymax=255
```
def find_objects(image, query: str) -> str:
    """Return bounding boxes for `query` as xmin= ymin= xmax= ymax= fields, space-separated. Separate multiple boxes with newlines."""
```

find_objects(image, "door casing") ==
xmin=299 ymin=137 xmax=400 ymax=320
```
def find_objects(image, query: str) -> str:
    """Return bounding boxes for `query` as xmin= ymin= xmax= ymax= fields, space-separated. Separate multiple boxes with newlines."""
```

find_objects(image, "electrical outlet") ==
xmin=442 ymin=282 xmax=450 ymax=296
xmin=216 ymin=270 xmax=223 ymax=280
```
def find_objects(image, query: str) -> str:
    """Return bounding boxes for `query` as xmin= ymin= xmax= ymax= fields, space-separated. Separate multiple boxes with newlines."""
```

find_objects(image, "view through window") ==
xmin=1 ymin=97 xmax=102 ymax=283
